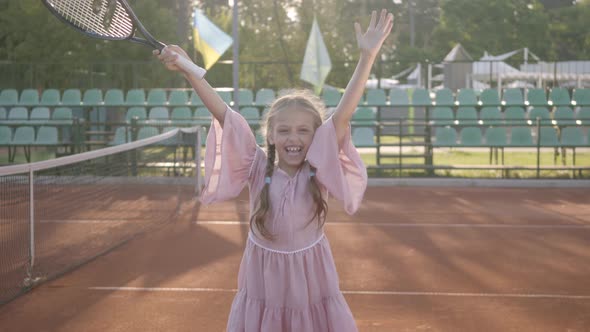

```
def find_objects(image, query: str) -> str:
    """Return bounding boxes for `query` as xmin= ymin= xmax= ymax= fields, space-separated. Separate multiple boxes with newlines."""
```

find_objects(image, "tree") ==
xmin=431 ymin=0 xmax=552 ymax=60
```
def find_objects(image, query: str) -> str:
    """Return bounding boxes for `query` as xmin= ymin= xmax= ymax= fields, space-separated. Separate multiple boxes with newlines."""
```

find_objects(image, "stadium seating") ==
xmin=365 ymin=89 xmax=387 ymax=106
xmin=147 ymin=89 xmax=167 ymax=106
xmin=456 ymin=89 xmax=478 ymax=107
xmin=526 ymin=88 xmax=548 ymax=107
xmin=502 ymin=88 xmax=525 ymax=107
xmin=479 ymin=89 xmax=501 ymax=107
xmin=40 ymin=89 xmax=61 ymax=106
xmin=459 ymin=127 xmax=483 ymax=147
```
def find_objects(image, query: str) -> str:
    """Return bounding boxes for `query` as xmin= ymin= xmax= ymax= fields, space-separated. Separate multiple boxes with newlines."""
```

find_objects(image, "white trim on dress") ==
xmin=248 ymin=232 xmax=325 ymax=254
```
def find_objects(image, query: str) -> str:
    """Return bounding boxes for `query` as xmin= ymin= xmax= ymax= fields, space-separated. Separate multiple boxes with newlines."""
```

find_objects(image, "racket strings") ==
xmin=46 ymin=0 xmax=134 ymax=39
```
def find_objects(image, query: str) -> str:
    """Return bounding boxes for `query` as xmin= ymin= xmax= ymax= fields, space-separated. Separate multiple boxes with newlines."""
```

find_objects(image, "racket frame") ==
xmin=41 ymin=0 xmax=166 ymax=50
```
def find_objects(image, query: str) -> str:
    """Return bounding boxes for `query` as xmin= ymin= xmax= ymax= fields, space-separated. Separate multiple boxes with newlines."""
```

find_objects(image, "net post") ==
xmin=28 ymin=168 xmax=35 ymax=271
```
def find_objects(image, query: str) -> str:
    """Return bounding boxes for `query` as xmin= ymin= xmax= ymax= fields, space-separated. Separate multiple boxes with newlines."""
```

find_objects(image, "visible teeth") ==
xmin=286 ymin=147 xmax=301 ymax=152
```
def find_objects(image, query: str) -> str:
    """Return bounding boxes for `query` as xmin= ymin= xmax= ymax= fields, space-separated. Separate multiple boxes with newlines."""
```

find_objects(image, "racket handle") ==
xmin=175 ymin=55 xmax=207 ymax=80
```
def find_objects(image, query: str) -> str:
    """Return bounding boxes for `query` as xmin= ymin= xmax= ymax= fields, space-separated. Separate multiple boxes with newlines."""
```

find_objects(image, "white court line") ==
xmin=193 ymin=221 xmax=590 ymax=229
xmin=40 ymin=219 xmax=131 ymax=224
xmin=87 ymin=286 xmax=590 ymax=300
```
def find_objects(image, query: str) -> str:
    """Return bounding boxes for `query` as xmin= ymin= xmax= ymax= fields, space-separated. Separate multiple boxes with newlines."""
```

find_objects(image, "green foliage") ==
xmin=0 ymin=0 xmax=589 ymax=90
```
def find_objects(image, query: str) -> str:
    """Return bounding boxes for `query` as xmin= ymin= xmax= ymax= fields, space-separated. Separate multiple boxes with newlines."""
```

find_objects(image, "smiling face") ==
xmin=268 ymin=107 xmax=318 ymax=176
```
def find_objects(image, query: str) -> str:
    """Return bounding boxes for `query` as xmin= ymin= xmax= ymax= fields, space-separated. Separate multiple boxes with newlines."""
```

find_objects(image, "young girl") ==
xmin=156 ymin=9 xmax=393 ymax=331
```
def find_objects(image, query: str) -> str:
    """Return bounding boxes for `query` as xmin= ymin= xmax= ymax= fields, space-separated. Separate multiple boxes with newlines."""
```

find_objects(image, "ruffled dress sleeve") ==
xmin=306 ymin=116 xmax=368 ymax=214
xmin=199 ymin=106 xmax=263 ymax=204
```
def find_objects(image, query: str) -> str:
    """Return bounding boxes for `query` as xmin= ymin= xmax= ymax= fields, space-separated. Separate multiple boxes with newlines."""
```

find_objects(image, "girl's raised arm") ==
xmin=332 ymin=9 xmax=393 ymax=143
xmin=154 ymin=45 xmax=228 ymax=126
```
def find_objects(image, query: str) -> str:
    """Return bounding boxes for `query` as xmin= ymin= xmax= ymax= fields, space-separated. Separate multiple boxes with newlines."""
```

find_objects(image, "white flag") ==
xmin=300 ymin=17 xmax=332 ymax=92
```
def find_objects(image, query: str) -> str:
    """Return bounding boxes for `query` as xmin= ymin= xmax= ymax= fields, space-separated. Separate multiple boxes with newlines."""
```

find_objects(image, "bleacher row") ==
xmin=1 ymin=87 xmax=589 ymax=163
xmin=1 ymin=86 xmax=589 ymax=107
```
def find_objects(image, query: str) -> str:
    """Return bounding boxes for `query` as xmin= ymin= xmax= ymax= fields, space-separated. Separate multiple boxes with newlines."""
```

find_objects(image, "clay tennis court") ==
xmin=0 ymin=184 xmax=589 ymax=331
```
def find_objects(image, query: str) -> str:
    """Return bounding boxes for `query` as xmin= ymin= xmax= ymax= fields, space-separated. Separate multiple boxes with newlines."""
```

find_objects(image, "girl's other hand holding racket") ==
xmin=153 ymin=45 xmax=207 ymax=80
xmin=153 ymin=45 xmax=189 ymax=72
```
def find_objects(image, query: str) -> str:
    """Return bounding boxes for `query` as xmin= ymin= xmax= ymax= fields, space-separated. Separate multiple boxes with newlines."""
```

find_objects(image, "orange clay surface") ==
xmin=1 ymin=186 xmax=589 ymax=331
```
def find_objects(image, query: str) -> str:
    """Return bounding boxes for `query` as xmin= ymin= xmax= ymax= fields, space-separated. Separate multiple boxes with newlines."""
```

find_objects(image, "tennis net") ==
xmin=0 ymin=126 xmax=203 ymax=305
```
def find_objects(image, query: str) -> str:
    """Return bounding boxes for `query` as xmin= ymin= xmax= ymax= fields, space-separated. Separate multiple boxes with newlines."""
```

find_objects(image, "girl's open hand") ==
xmin=355 ymin=9 xmax=394 ymax=58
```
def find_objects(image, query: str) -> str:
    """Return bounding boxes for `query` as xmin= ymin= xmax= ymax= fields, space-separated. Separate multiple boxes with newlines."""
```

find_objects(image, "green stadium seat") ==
xmin=509 ymin=127 xmax=534 ymax=147
xmin=35 ymin=126 xmax=59 ymax=145
xmin=169 ymin=90 xmax=189 ymax=106
xmin=190 ymin=91 xmax=205 ymax=106
xmin=537 ymin=127 xmax=560 ymax=147
xmin=30 ymin=107 xmax=50 ymax=123
xmin=548 ymin=87 xmax=571 ymax=107
xmin=0 ymin=89 xmax=18 ymax=106
xmin=238 ymin=89 xmax=254 ymax=106
xmin=365 ymin=89 xmax=387 ymax=106
xmin=572 ymin=88 xmax=590 ymax=107
xmin=52 ymin=107 xmax=73 ymax=120
xmin=104 ymin=89 xmax=125 ymax=106
xmin=8 ymin=107 xmax=28 ymax=120
xmin=434 ymin=88 xmax=454 ymax=106
xmin=431 ymin=107 xmax=454 ymax=126
xmin=0 ymin=107 xmax=6 ymax=119
xmin=560 ymin=127 xmax=585 ymax=147
xmin=456 ymin=89 xmax=478 ymax=107
xmin=109 ymin=127 xmax=132 ymax=145
xmin=148 ymin=107 xmax=169 ymax=121
xmin=125 ymin=107 xmax=147 ymax=122
xmin=480 ymin=107 xmax=502 ymax=126
xmin=321 ymin=89 xmax=342 ymax=107
xmin=51 ymin=107 xmax=74 ymax=123
xmin=194 ymin=107 xmax=212 ymax=125
xmin=504 ymin=106 xmax=526 ymax=125
xmin=218 ymin=90 xmax=233 ymax=105
xmin=479 ymin=89 xmax=501 ymax=106
xmin=502 ymin=88 xmax=524 ymax=107
xmin=577 ymin=107 xmax=590 ymax=124
xmin=19 ymin=89 xmax=39 ymax=106
xmin=433 ymin=127 xmax=457 ymax=147
xmin=389 ymin=88 xmax=410 ymax=106
xmin=170 ymin=107 xmax=193 ymax=125
xmin=61 ymin=89 xmax=81 ymax=106
xmin=352 ymin=107 xmax=376 ymax=127
xmin=525 ymin=88 xmax=548 ymax=107
xmin=40 ymin=89 xmax=61 ymax=106
xmin=485 ymin=127 xmax=507 ymax=147
xmin=411 ymin=88 xmax=431 ymax=106
xmin=0 ymin=126 xmax=12 ymax=144
xmin=12 ymin=126 xmax=35 ymax=144
xmin=459 ymin=127 xmax=483 ymax=147
xmin=240 ymin=107 xmax=260 ymax=125
xmin=137 ymin=126 xmax=160 ymax=140
xmin=146 ymin=89 xmax=167 ymax=106
xmin=125 ymin=89 xmax=146 ymax=106
xmin=352 ymin=127 xmax=377 ymax=147
xmin=553 ymin=107 xmax=575 ymax=126
xmin=528 ymin=107 xmax=551 ymax=125
xmin=82 ymin=89 xmax=103 ymax=106
xmin=456 ymin=107 xmax=478 ymax=126
xmin=254 ymin=89 xmax=276 ymax=107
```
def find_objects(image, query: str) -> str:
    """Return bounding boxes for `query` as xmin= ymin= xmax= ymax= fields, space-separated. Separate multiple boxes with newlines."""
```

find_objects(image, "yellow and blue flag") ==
xmin=300 ymin=17 xmax=332 ymax=93
xmin=193 ymin=9 xmax=233 ymax=70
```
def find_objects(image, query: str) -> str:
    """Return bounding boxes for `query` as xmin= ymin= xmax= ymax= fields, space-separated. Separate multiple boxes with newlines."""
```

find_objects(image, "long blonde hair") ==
xmin=250 ymin=89 xmax=329 ymax=240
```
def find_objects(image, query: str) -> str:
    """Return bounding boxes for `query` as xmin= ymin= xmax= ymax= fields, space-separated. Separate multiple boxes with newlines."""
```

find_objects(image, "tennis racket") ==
xmin=42 ymin=0 xmax=206 ymax=78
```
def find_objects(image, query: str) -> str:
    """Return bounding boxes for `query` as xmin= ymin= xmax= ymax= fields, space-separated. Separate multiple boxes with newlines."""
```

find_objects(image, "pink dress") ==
xmin=200 ymin=108 xmax=368 ymax=332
